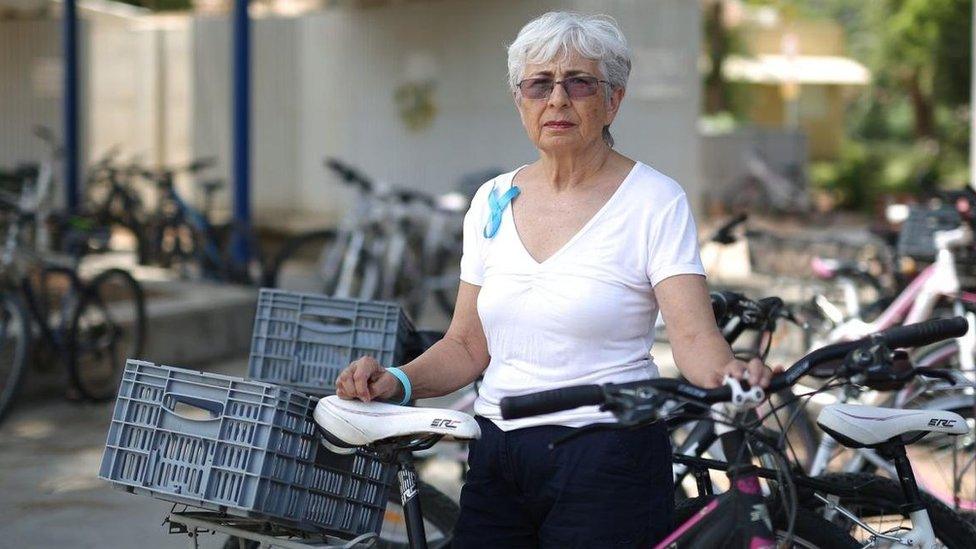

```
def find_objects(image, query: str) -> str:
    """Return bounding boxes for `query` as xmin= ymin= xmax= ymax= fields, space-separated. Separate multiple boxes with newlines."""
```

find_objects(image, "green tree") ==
xmin=791 ymin=0 xmax=971 ymax=140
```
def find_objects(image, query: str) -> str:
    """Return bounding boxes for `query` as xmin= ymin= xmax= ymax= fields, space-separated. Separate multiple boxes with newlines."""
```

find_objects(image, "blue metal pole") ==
xmin=63 ymin=0 xmax=79 ymax=213
xmin=231 ymin=0 xmax=251 ymax=264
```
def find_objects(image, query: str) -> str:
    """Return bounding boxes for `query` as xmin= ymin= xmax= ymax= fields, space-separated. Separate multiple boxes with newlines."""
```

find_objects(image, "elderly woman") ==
xmin=335 ymin=11 xmax=774 ymax=547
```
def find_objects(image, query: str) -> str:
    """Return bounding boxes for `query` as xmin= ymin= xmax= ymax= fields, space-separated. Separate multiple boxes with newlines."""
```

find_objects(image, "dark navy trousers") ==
xmin=452 ymin=416 xmax=674 ymax=548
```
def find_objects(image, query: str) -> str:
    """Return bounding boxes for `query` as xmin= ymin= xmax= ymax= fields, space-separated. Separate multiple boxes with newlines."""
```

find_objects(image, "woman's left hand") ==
xmin=718 ymin=357 xmax=782 ymax=389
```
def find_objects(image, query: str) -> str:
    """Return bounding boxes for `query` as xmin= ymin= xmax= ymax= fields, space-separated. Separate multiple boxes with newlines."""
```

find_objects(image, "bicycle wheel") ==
xmin=266 ymin=229 xmax=339 ymax=293
xmin=68 ymin=268 xmax=147 ymax=401
xmin=376 ymin=480 xmax=458 ymax=549
xmin=674 ymin=496 xmax=859 ymax=548
xmin=0 ymin=293 xmax=32 ymax=424
xmin=812 ymin=472 xmax=976 ymax=548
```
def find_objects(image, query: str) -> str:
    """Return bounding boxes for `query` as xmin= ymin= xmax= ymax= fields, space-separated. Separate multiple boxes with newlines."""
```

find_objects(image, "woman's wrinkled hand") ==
xmin=335 ymin=356 xmax=400 ymax=402
xmin=716 ymin=357 xmax=783 ymax=389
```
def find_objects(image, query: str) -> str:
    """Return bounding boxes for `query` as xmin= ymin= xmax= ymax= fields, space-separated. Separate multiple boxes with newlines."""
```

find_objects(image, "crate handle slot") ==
xmin=163 ymin=393 xmax=224 ymax=421
xmin=298 ymin=312 xmax=355 ymax=334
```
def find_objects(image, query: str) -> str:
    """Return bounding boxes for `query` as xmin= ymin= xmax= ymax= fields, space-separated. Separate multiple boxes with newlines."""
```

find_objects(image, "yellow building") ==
xmin=720 ymin=5 xmax=870 ymax=160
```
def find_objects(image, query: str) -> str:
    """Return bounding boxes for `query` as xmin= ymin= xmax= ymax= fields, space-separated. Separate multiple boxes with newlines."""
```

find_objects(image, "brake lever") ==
xmin=778 ymin=306 xmax=809 ymax=331
xmin=915 ymin=368 xmax=958 ymax=386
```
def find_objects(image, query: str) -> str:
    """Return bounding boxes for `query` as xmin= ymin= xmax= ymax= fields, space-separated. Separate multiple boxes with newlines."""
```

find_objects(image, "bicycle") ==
xmin=136 ymin=158 xmax=264 ymax=285
xmin=268 ymin=158 xmax=473 ymax=319
xmin=82 ymin=150 xmax=152 ymax=263
xmin=719 ymin=147 xmax=811 ymax=216
xmin=0 ymin=175 xmax=147 ymax=422
xmin=501 ymin=316 xmax=976 ymax=548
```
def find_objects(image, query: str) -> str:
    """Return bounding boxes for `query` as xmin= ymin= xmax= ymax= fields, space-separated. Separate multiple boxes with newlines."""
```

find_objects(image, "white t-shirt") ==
xmin=460 ymin=161 xmax=706 ymax=430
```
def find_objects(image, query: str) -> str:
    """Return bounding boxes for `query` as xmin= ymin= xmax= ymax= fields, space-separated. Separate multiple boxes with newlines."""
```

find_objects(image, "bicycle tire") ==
xmin=674 ymin=496 xmax=859 ymax=548
xmin=68 ymin=268 xmax=147 ymax=401
xmin=211 ymin=223 xmax=265 ymax=285
xmin=265 ymin=229 xmax=339 ymax=292
xmin=0 ymin=293 xmax=32 ymax=424
xmin=812 ymin=472 xmax=976 ymax=548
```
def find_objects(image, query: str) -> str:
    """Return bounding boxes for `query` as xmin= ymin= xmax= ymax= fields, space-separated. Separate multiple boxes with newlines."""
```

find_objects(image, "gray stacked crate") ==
xmin=98 ymin=360 xmax=395 ymax=537
xmin=247 ymin=289 xmax=415 ymax=395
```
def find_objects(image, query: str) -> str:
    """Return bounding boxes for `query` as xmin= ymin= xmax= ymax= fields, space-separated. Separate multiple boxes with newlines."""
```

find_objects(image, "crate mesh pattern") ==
xmin=98 ymin=360 xmax=395 ymax=536
xmin=247 ymin=289 xmax=414 ymax=395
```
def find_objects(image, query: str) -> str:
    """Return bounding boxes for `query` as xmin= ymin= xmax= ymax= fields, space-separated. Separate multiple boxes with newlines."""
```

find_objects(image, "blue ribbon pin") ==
xmin=484 ymin=183 xmax=521 ymax=238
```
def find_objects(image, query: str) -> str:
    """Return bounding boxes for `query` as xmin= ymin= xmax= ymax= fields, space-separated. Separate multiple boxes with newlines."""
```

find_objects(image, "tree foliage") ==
xmin=736 ymin=0 xmax=972 ymax=207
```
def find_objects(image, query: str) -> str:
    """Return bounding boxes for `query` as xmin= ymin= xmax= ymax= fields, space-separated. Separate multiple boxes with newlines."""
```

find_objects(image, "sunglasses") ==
xmin=516 ymin=76 xmax=610 ymax=100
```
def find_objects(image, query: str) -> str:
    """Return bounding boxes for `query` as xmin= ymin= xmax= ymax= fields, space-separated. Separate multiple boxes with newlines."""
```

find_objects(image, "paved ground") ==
xmin=0 ymin=359 xmax=244 ymax=549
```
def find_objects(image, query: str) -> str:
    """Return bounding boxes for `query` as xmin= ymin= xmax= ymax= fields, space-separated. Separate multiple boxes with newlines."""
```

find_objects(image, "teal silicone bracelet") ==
xmin=385 ymin=367 xmax=412 ymax=406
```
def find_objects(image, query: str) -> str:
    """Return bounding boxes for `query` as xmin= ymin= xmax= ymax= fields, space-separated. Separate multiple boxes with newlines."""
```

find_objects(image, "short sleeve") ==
xmin=646 ymin=193 xmax=706 ymax=286
xmin=459 ymin=188 xmax=488 ymax=286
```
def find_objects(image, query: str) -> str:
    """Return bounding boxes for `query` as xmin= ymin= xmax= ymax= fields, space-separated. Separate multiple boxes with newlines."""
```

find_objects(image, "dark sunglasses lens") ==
xmin=565 ymin=77 xmax=599 ymax=98
xmin=522 ymin=79 xmax=552 ymax=99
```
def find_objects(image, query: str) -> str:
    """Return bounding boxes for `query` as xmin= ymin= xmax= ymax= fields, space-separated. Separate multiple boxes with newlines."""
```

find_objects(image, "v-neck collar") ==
xmin=508 ymin=162 xmax=640 ymax=267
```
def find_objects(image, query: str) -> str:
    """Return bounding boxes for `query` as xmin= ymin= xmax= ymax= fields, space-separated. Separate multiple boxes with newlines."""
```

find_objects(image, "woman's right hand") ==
xmin=335 ymin=356 xmax=402 ymax=402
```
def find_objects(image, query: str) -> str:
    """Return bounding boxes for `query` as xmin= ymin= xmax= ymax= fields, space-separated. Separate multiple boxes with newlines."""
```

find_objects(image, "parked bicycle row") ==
xmin=0 ymin=127 xmax=147 ymax=424
xmin=3 ymin=129 xmax=493 ymax=320
xmin=88 ymin=282 xmax=976 ymax=548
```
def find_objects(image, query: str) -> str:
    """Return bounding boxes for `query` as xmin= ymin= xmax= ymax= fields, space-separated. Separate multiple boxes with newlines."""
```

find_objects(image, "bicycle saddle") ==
xmin=314 ymin=395 xmax=480 ymax=454
xmin=809 ymin=256 xmax=870 ymax=282
xmin=817 ymin=403 xmax=967 ymax=448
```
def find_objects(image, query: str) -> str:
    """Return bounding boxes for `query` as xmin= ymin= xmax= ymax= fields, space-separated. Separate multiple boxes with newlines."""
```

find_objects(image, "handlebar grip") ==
xmin=876 ymin=317 xmax=968 ymax=349
xmin=500 ymin=385 xmax=604 ymax=420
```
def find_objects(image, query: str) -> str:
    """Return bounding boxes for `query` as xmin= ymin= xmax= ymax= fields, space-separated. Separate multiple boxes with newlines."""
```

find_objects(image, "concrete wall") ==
xmin=192 ymin=0 xmax=702 ymax=229
xmin=700 ymin=127 xmax=807 ymax=209
xmin=0 ymin=19 xmax=77 ymax=172
xmin=0 ymin=9 xmax=192 ymax=204
xmin=88 ymin=15 xmax=193 ymax=171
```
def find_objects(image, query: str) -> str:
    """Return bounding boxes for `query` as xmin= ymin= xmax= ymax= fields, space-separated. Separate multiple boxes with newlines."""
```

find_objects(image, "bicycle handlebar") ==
xmin=325 ymin=158 xmax=439 ymax=207
xmin=709 ymin=213 xmax=748 ymax=245
xmin=325 ymin=158 xmax=373 ymax=193
xmin=500 ymin=316 xmax=969 ymax=420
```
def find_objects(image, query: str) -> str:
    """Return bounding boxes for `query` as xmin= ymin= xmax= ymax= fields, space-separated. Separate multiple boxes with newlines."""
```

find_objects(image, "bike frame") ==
xmin=814 ymin=226 xmax=975 ymax=351
xmin=674 ymin=450 xmax=942 ymax=549
xmin=659 ymin=429 xmax=778 ymax=548
xmin=806 ymin=226 xmax=976 ymax=509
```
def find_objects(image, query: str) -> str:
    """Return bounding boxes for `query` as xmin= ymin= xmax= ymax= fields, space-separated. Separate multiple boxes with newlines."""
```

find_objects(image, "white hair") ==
xmin=507 ymin=12 xmax=632 ymax=146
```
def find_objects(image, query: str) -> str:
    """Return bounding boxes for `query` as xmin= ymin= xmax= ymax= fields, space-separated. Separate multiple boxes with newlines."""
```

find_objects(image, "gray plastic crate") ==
xmin=98 ymin=360 xmax=395 ymax=536
xmin=247 ymin=289 xmax=414 ymax=396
